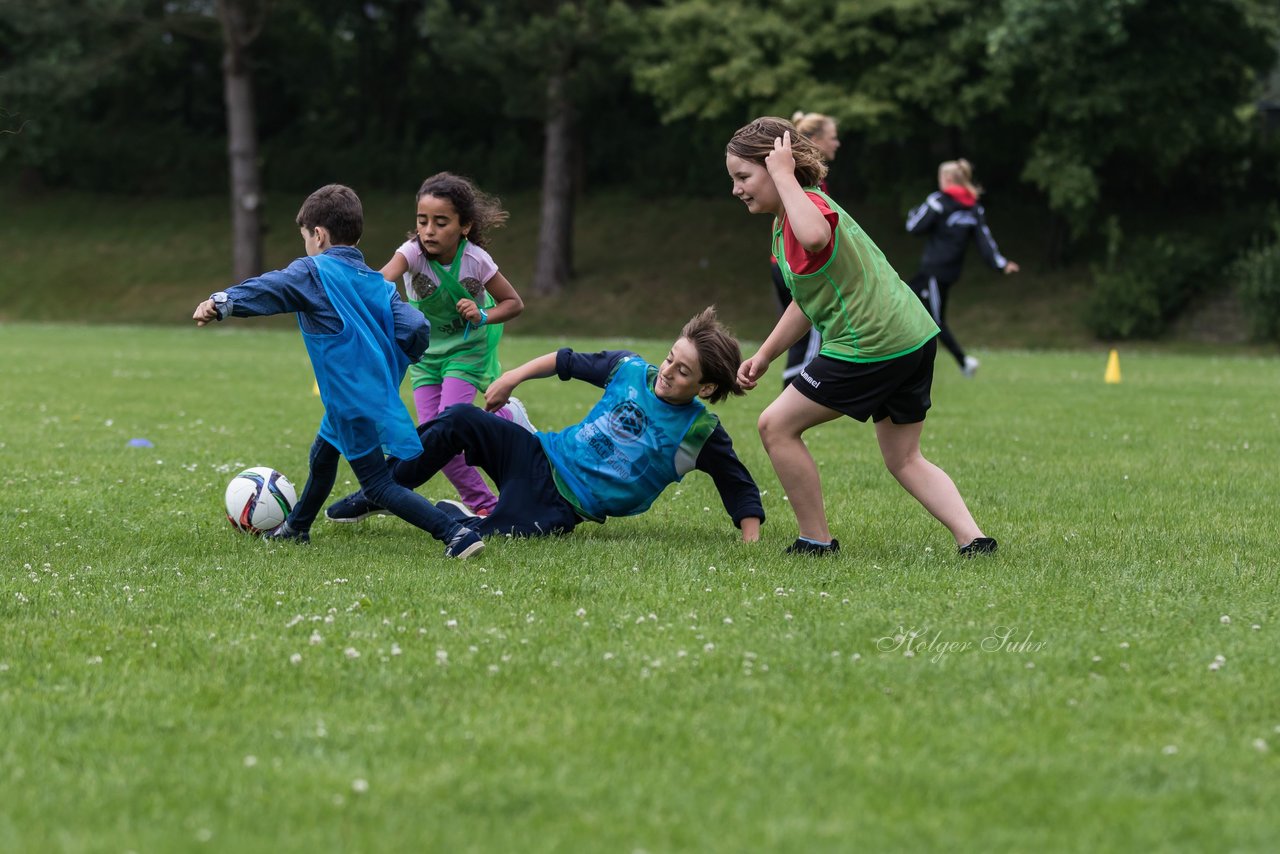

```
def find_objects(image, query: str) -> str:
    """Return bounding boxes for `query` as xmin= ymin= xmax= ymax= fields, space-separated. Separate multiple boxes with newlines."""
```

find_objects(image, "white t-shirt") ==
xmin=396 ymin=239 xmax=499 ymax=301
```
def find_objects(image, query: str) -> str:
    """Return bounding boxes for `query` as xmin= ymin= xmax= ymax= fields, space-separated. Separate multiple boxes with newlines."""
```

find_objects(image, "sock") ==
xmin=798 ymin=536 xmax=832 ymax=547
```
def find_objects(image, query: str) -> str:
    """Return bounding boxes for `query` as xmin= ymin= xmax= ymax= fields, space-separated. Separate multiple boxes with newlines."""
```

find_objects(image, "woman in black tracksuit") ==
xmin=905 ymin=159 xmax=1019 ymax=378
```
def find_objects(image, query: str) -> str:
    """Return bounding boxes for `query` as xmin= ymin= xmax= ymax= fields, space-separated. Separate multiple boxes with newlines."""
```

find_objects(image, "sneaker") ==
xmin=784 ymin=537 xmax=841 ymax=557
xmin=505 ymin=396 xmax=536 ymax=433
xmin=444 ymin=525 xmax=485 ymax=559
xmin=961 ymin=356 xmax=981 ymax=378
xmin=959 ymin=536 xmax=998 ymax=557
xmin=263 ymin=521 xmax=310 ymax=544
xmin=436 ymin=499 xmax=478 ymax=520
xmin=325 ymin=491 xmax=389 ymax=523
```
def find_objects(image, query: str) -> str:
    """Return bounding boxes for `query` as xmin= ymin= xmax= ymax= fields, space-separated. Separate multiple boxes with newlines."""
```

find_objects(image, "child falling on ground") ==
xmin=726 ymin=118 xmax=996 ymax=558
xmin=380 ymin=172 xmax=532 ymax=516
xmin=192 ymin=183 xmax=485 ymax=559
xmin=324 ymin=307 xmax=764 ymax=544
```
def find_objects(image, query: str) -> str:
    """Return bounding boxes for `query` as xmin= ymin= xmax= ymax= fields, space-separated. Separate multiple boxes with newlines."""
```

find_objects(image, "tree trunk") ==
xmin=218 ymin=0 xmax=264 ymax=282
xmin=531 ymin=69 xmax=576 ymax=296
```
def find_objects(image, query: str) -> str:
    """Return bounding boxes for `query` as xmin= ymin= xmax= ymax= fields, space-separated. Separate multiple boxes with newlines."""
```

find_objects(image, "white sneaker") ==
xmin=504 ymin=396 xmax=536 ymax=432
xmin=961 ymin=356 xmax=980 ymax=378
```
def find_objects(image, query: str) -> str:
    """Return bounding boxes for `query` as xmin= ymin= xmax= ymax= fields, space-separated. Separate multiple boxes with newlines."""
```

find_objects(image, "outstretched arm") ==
xmin=483 ymin=352 xmax=558 ymax=411
xmin=696 ymin=425 xmax=765 ymax=543
xmin=973 ymin=207 xmax=1017 ymax=273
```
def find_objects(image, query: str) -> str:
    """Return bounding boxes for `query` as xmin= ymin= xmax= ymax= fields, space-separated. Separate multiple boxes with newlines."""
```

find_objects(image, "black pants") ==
xmin=390 ymin=405 xmax=580 ymax=539
xmin=910 ymin=271 xmax=966 ymax=367
xmin=290 ymin=435 xmax=456 ymax=540
xmin=771 ymin=263 xmax=822 ymax=387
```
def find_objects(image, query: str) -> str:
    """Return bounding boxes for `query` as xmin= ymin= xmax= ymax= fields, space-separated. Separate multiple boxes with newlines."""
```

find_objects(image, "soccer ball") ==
xmin=224 ymin=467 xmax=298 ymax=535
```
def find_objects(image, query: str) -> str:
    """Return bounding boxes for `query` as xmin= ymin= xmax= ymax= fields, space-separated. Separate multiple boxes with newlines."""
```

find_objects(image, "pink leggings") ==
xmin=413 ymin=377 xmax=512 ymax=513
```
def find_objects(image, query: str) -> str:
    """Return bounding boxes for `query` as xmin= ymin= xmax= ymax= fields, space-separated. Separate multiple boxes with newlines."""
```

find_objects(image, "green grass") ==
xmin=2 ymin=323 xmax=1278 ymax=851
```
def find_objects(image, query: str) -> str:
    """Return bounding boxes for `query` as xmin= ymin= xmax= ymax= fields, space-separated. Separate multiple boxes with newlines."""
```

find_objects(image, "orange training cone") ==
xmin=1104 ymin=349 xmax=1122 ymax=384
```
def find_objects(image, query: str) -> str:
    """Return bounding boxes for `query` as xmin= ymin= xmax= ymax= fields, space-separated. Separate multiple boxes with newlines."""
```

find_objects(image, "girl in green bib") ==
xmin=726 ymin=118 xmax=995 ymax=558
xmin=379 ymin=173 xmax=529 ymax=516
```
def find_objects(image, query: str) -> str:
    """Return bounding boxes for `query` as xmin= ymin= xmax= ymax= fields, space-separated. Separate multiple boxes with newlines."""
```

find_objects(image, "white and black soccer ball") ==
xmin=224 ymin=467 xmax=298 ymax=535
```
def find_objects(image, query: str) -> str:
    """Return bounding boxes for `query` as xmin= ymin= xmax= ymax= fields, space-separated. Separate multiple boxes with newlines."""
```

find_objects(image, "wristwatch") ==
xmin=210 ymin=291 xmax=229 ymax=321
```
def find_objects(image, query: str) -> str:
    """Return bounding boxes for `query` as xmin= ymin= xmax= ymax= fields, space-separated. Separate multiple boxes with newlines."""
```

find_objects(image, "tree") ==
xmin=419 ymin=0 xmax=641 ymax=295
xmin=0 ymin=0 xmax=268 ymax=280
xmin=215 ymin=0 xmax=268 ymax=282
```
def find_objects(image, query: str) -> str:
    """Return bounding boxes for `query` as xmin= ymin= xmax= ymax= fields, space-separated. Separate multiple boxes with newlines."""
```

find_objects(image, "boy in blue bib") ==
xmin=325 ymin=308 xmax=764 ymax=543
xmin=192 ymin=184 xmax=485 ymax=559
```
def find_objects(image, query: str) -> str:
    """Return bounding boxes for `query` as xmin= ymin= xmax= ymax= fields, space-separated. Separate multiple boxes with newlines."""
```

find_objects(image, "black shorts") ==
xmin=792 ymin=337 xmax=937 ymax=424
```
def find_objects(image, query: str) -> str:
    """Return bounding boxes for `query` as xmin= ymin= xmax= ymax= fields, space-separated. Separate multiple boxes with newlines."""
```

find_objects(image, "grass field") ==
xmin=1 ymin=323 xmax=1277 ymax=851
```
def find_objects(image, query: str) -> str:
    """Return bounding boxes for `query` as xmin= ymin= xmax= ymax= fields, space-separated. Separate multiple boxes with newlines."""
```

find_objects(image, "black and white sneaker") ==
xmin=784 ymin=537 xmax=841 ymax=557
xmin=325 ymin=491 xmax=389 ymax=523
xmin=958 ymin=537 xmax=998 ymax=557
xmin=444 ymin=526 xmax=485 ymax=559
xmin=436 ymin=499 xmax=478 ymax=521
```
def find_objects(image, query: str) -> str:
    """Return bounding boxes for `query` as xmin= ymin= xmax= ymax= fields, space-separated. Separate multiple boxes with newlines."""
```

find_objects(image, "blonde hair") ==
xmin=725 ymin=117 xmax=829 ymax=187
xmin=791 ymin=111 xmax=835 ymax=141
xmin=938 ymin=159 xmax=982 ymax=197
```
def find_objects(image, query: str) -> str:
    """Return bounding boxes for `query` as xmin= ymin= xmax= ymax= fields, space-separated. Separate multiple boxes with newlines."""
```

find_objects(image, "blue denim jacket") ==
xmin=220 ymin=246 xmax=429 ymax=361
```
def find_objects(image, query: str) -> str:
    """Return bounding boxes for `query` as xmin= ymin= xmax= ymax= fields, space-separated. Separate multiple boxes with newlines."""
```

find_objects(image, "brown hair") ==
xmin=414 ymin=172 xmax=509 ymax=248
xmin=725 ymin=117 xmax=828 ymax=187
xmin=296 ymin=184 xmax=363 ymax=245
xmin=681 ymin=306 xmax=745 ymax=405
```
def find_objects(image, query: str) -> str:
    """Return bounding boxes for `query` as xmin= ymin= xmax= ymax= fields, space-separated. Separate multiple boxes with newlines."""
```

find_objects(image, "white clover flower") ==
xmin=1162 ymin=745 xmax=1178 ymax=755
xmin=289 ymin=653 xmax=302 ymax=665
xmin=243 ymin=755 xmax=258 ymax=767
xmin=344 ymin=647 xmax=360 ymax=659
xmin=309 ymin=632 xmax=323 ymax=646
xmin=445 ymin=619 xmax=458 ymax=628
xmin=1220 ymin=615 xmax=1231 ymax=625
xmin=352 ymin=778 xmax=369 ymax=793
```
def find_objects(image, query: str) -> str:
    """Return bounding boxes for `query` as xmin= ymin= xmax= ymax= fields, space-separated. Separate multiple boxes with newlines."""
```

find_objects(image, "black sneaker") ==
xmin=959 ymin=537 xmax=998 ymax=557
xmin=263 ymin=521 xmax=310 ymax=544
xmin=435 ymin=499 xmax=478 ymax=521
xmin=784 ymin=537 xmax=841 ymax=557
xmin=325 ymin=491 xmax=389 ymax=523
xmin=444 ymin=526 xmax=485 ymax=559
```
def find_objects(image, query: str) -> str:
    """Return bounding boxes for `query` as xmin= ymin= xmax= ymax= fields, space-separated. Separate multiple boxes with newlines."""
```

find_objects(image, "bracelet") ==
xmin=476 ymin=308 xmax=489 ymax=326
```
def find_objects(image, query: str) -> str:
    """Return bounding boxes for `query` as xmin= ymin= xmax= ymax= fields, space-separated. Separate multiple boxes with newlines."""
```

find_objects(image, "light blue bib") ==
xmin=538 ymin=356 xmax=716 ymax=521
xmin=302 ymin=253 xmax=421 ymax=461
